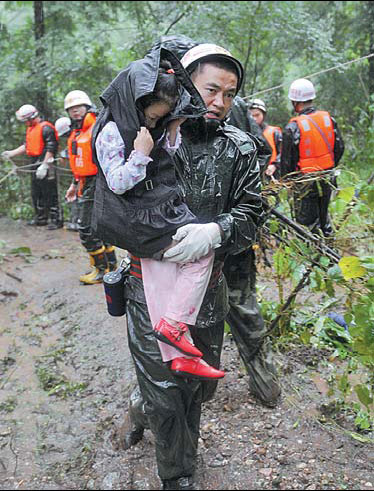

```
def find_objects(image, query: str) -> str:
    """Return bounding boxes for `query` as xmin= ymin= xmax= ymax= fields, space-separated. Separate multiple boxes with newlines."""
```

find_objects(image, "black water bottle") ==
xmin=103 ymin=257 xmax=130 ymax=317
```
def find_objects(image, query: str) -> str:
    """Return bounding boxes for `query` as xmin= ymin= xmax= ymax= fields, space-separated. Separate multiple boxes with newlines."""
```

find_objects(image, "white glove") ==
xmin=1 ymin=151 xmax=12 ymax=160
xmin=163 ymin=223 xmax=222 ymax=263
xmin=36 ymin=162 xmax=49 ymax=179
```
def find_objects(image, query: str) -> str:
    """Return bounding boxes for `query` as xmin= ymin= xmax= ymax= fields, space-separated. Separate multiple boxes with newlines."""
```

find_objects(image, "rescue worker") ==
xmin=64 ymin=90 xmax=117 ymax=283
xmin=99 ymin=43 xmax=264 ymax=490
xmin=249 ymin=98 xmax=282 ymax=179
xmin=54 ymin=117 xmax=79 ymax=232
xmin=149 ymin=36 xmax=280 ymax=409
xmin=280 ymin=78 xmax=345 ymax=237
xmin=2 ymin=104 xmax=63 ymax=229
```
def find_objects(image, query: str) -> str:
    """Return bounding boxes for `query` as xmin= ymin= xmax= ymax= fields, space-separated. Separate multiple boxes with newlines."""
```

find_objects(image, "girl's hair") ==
xmin=138 ymin=60 xmax=179 ymax=110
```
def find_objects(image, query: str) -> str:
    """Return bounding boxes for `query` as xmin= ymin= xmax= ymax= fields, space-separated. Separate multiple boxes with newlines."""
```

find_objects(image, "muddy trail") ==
xmin=0 ymin=216 xmax=373 ymax=490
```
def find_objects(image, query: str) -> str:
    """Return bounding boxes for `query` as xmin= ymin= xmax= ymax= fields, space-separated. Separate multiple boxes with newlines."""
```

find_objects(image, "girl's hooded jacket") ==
xmin=91 ymin=46 xmax=206 ymax=257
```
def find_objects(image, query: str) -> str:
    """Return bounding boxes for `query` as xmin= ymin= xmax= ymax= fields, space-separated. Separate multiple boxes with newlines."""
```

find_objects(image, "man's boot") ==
xmin=118 ymin=387 xmax=147 ymax=450
xmin=118 ymin=411 xmax=144 ymax=451
xmin=247 ymin=339 xmax=281 ymax=408
xmin=27 ymin=217 xmax=47 ymax=226
xmin=79 ymin=246 xmax=109 ymax=285
xmin=47 ymin=206 xmax=64 ymax=230
xmin=162 ymin=476 xmax=195 ymax=490
xmin=105 ymin=245 xmax=118 ymax=272
xmin=28 ymin=207 xmax=47 ymax=226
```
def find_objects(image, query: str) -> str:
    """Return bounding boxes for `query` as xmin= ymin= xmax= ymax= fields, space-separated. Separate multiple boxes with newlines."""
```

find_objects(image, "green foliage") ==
xmin=0 ymin=396 xmax=17 ymax=413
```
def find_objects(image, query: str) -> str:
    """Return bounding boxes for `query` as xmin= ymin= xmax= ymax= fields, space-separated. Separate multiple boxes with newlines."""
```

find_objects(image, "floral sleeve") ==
xmin=95 ymin=121 xmax=152 ymax=195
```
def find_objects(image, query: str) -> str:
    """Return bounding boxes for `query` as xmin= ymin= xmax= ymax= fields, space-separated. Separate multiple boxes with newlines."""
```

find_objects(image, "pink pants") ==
xmin=140 ymin=253 xmax=214 ymax=362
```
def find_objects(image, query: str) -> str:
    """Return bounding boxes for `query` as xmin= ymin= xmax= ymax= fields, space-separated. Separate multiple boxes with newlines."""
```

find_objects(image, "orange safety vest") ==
xmin=290 ymin=111 xmax=335 ymax=173
xmin=25 ymin=121 xmax=58 ymax=157
xmin=263 ymin=125 xmax=281 ymax=164
xmin=67 ymin=112 xmax=97 ymax=178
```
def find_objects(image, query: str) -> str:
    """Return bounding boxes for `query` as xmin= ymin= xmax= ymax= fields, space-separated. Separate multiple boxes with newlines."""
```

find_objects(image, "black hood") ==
xmin=92 ymin=46 xmax=206 ymax=161
xmin=149 ymin=34 xmax=199 ymax=60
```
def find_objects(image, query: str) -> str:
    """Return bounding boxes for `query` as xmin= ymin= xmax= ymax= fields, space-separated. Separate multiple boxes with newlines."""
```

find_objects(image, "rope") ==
xmin=244 ymin=52 xmax=374 ymax=100
xmin=0 ymin=157 xmax=73 ymax=178
xmin=0 ymin=167 xmax=17 ymax=185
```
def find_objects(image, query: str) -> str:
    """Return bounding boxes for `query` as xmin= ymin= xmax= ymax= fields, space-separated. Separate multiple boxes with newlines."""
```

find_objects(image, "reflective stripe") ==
xmin=301 ymin=119 xmax=311 ymax=132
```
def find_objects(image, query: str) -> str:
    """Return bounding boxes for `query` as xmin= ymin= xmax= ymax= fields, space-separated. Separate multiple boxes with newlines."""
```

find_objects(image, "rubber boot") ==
xmin=105 ymin=245 xmax=118 ymax=272
xmin=47 ymin=205 xmax=64 ymax=230
xmin=79 ymin=246 xmax=109 ymax=285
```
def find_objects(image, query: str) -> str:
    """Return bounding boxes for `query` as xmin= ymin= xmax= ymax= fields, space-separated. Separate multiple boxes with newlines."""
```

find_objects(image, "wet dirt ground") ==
xmin=0 ymin=216 xmax=373 ymax=490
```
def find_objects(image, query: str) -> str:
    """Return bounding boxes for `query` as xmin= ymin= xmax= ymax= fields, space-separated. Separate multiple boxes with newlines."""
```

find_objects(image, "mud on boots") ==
xmin=79 ymin=246 xmax=109 ymax=285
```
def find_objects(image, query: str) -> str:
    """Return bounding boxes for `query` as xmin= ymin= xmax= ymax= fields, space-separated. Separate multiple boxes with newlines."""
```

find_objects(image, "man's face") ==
xmin=67 ymin=104 xmax=88 ymax=121
xmin=25 ymin=119 xmax=37 ymax=127
xmin=250 ymin=108 xmax=264 ymax=126
xmin=192 ymin=64 xmax=238 ymax=121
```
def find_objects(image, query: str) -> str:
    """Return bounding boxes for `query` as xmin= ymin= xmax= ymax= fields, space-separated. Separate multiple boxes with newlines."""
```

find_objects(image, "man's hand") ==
xmin=163 ymin=223 xmax=222 ymax=263
xmin=134 ymin=127 xmax=154 ymax=156
xmin=36 ymin=162 xmax=49 ymax=179
xmin=65 ymin=183 xmax=77 ymax=202
xmin=265 ymin=164 xmax=276 ymax=177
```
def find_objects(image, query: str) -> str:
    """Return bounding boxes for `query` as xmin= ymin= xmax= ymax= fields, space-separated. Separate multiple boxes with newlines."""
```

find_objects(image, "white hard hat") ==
xmin=64 ymin=90 xmax=92 ymax=110
xmin=180 ymin=43 xmax=244 ymax=93
xmin=55 ymin=116 xmax=71 ymax=137
xmin=249 ymin=98 xmax=267 ymax=113
xmin=15 ymin=104 xmax=39 ymax=122
xmin=288 ymin=78 xmax=316 ymax=102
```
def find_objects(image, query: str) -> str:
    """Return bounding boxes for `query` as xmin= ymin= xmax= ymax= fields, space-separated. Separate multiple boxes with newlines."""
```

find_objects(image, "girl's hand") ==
xmin=134 ymin=127 xmax=154 ymax=156
xmin=168 ymin=117 xmax=187 ymax=133
xmin=168 ymin=118 xmax=187 ymax=146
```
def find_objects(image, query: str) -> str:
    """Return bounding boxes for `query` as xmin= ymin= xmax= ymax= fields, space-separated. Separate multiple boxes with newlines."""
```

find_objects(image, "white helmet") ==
xmin=64 ymin=90 xmax=92 ymax=110
xmin=249 ymin=98 xmax=267 ymax=113
xmin=180 ymin=43 xmax=244 ymax=93
xmin=15 ymin=104 xmax=39 ymax=122
xmin=55 ymin=117 xmax=71 ymax=137
xmin=288 ymin=78 xmax=316 ymax=102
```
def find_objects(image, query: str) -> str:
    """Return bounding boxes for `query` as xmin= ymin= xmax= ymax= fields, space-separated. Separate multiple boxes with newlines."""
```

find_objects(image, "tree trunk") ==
xmin=365 ymin=1 xmax=374 ymax=96
xmin=33 ymin=1 xmax=49 ymax=119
